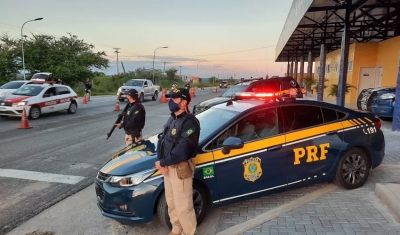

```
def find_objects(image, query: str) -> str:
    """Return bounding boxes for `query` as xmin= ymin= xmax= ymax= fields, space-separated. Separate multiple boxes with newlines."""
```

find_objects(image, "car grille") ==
xmin=95 ymin=183 xmax=105 ymax=200
xmin=0 ymin=102 xmax=12 ymax=107
xmin=97 ymin=171 xmax=109 ymax=181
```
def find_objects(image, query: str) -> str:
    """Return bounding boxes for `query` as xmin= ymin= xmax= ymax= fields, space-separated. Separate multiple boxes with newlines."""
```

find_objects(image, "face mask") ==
xmin=168 ymin=99 xmax=181 ymax=112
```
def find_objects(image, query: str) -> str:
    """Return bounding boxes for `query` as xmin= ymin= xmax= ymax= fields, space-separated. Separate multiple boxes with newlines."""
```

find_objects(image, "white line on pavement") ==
xmin=0 ymin=168 xmax=86 ymax=185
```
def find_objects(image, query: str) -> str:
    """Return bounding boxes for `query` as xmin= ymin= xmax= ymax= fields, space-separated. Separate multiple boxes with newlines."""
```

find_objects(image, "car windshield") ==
xmin=13 ymin=86 xmax=44 ymax=96
xmin=221 ymin=85 xmax=249 ymax=97
xmin=0 ymin=81 xmax=26 ymax=89
xmin=144 ymin=107 xmax=239 ymax=149
xmin=126 ymin=80 xmax=144 ymax=87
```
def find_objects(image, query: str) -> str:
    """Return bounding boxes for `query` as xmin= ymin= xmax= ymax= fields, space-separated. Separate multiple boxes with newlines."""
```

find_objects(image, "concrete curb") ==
xmin=215 ymin=184 xmax=339 ymax=235
xmin=375 ymin=183 xmax=400 ymax=223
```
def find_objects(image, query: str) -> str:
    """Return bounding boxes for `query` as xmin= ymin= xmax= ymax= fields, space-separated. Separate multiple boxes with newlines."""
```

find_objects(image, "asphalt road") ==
xmin=0 ymin=88 xmax=222 ymax=235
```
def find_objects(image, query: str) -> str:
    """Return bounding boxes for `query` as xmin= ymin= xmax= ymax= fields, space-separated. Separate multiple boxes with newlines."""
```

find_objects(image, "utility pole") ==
xmin=113 ymin=48 xmax=120 ymax=74
xmin=179 ymin=66 xmax=182 ymax=76
xmin=163 ymin=62 xmax=167 ymax=75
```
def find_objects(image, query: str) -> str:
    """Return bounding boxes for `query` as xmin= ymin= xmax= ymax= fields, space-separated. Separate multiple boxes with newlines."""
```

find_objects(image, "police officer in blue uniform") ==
xmin=155 ymin=88 xmax=200 ymax=235
xmin=115 ymin=89 xmax=146 ymax=146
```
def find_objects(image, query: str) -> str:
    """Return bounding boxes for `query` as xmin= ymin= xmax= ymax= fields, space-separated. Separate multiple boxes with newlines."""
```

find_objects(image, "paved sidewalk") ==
xmin=225 ymin=120 xmax=400 ymax=235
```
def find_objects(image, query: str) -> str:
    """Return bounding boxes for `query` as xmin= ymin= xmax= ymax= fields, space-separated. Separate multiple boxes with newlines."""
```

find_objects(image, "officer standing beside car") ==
xmin=155 ymin=88 xmax=200 ymax=235
xmin=114 ymin=89 xmax=146 ymax=146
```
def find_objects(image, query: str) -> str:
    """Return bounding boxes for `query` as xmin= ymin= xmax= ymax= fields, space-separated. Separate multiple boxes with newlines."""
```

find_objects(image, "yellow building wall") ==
xmin=376 ymin=36 xmax=400 ymax=87
xmin=313 ymin=35 xmax=400 ymax=104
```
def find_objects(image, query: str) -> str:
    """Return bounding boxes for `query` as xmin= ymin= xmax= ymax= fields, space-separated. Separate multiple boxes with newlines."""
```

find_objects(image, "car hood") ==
xmin=0 ymin=89 xmax=17 ymax=97
xmin=99 ymin=137 xmax=159 ymax=176
xmin=196 ymin=97 xmax=231 ymax=107
xmin=1 ymin=95 xmax=31 ymax=103
xmin=119 ymin=86 xmax=143 ymax=91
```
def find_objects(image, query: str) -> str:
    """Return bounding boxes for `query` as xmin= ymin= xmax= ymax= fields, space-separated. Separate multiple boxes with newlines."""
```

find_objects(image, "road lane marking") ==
xmin=0 ymin=169 xmax=85 ymax=185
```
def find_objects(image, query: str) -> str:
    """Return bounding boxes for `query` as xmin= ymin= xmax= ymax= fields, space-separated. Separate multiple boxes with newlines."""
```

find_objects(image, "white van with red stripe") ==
xmin=0 ymin=83 xmax=78 ymax=120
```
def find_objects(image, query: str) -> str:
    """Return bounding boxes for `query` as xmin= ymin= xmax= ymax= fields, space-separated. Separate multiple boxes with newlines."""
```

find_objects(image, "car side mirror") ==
xmin=143 ymin=84 xmax=148 ymax=87
xmin=221 ymin=137 xmax=244 ymax=155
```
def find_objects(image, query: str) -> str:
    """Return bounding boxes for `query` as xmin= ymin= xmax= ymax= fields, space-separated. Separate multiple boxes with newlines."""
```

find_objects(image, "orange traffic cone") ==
xmin=159 ymin=88 xmax=168 ymax=103
xmin=190 ymin=88 xmax=195 ymax=98
xmin=114 ymin=99 xmax=121 ymax=111
xmin=82 ymin=93 xmax=87 ymax=104
xmin=18 ymin=108 xmax=32 ymax=129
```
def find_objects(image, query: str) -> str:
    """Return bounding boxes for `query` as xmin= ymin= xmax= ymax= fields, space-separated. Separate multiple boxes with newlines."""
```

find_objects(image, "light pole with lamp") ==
xmin=21 ymin=18 xmax=43 ymax=80
xmin=152 ymin=46 xmax=168 ymax=84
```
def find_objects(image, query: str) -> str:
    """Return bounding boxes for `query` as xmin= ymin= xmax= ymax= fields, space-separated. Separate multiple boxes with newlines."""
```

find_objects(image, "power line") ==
xmin=114 ymin=48 xmax=121 ymax=74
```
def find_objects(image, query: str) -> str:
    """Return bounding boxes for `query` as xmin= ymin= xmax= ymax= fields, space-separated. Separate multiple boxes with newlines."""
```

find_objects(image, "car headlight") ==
xmin=379 ymin=93 xmax=395 ymax=99
xmin=12 ymin=101 xmax=28 ymax=107
xmin=106 ymin=168 xmax=156 ymax=187
xmin=118 ymin=88 xmax=122 ymax=93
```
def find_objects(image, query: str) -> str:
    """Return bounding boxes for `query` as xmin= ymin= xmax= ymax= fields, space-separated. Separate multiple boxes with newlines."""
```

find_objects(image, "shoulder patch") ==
xmin=135 ymin=110 xmax=139 ymax=114
xmin=186 ymin=128 xmax=194 ymax=136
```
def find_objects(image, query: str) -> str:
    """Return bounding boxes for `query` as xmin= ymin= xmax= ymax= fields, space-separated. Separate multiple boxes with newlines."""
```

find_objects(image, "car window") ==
xmin=221 ymin=85 xmax=249 ymax=97
xmin=57 ymin=87 xmax=70 ymax=95
xmin=13 ymin=86 xmax=44 ymax=96
xmin=207 ymin=108 xmax=278 ymax=150
xmin=263 ymin=81 xmax=280 ymax=92
xmin=44 ymin=87 xmax=57 ymax=97
xmin=321 ymin=107 xmax=337 ymax=123
xmin=281 ymin=79 xmax=298 ymax=90
xmin=250 ymin=83 xmax=264 ymax=92
xmin=0 ymin=81 xmax=27 ymax=89
xmin=125 ymin=80 xmax=143 ymax=86
xmin=148 ymin=81 xmax=153 ymax=86
xmin=144 ymin=81 xmax=148 ymax=86
xmin=282 ymin=105 xmax=323 ymax=132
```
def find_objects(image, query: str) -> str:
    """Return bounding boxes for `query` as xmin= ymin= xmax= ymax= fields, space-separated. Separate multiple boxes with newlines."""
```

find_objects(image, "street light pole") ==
xmin=197 ymin=60 xmax=205 ymax=77
xmin=152 ymin=46 xmax=168 ymax=84
xmin=21 ymin=17 xmax=43 ymax=80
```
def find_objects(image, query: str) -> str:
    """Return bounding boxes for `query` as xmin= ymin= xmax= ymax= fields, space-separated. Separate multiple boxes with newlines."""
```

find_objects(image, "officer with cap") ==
xmin=155 ymin=88 xmax=200 ymax=235
xmin=115 ymin=89 xmax=146 ymax=146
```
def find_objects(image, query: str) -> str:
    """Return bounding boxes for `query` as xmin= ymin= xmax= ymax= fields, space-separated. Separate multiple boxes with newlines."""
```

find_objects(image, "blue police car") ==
xmin=95 ymin=89 xmax=385 ymax=229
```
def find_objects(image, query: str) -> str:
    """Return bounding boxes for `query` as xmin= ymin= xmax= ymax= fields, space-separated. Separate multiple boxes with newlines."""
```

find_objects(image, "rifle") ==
xmin=107 ymin=103 xmax=130 ymax=140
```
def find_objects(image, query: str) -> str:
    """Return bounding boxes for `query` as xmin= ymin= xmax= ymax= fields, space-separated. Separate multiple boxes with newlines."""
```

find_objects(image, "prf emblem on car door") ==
xmin=293 ymin=143 xmax=330 ymax=165
xmin=243 ymin=157 xmax=262 ymax=182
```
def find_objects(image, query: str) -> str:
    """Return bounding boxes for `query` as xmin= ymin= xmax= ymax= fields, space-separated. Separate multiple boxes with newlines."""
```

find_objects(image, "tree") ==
xmin=328 ymin=83 xmax=356 ymax=97
xmin=0 ymin=34 xmax=20 ymax=84
xmin=165 ymin=67 xmax=179 ymax=81
xmin=313 ymin=79 xmax=329 ymax=93
xmin=0 ymin=33 xmax=109 ymax=86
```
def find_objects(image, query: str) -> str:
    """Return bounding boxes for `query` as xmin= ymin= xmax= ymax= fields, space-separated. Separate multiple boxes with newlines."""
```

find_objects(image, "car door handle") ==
xmin=326 ymin=131 xmax=338 ymax=135
xmin=267 ymin=145 xmax=282 ymax=151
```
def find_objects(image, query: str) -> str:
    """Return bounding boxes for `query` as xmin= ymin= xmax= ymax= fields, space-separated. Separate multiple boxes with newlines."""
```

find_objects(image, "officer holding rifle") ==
xmin=114 ymin=89 xmax=146 ymax=146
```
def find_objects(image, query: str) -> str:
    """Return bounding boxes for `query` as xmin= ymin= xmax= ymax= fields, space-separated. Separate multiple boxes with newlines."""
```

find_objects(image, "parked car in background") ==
xmin=219 ymin=81 xmax=228 ymax=88
xmin=193 ymin=77 xmax=305 ymax=115
xmin=0 ymin=80 xmax=39 ymax=97
xmin=30 ymin=72 xmax=53 ymax=82
xmin=357 ymin=87 xmax=396 ymax=119
xmin=117 ymin=79 xmax=160 ymax=102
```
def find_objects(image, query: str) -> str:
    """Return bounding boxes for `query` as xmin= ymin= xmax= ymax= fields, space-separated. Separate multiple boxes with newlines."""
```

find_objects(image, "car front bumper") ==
xmin=0 ymin=105 xmax=30 ymax=117
xmin=95 ymin=178 xmax=161 ymax=224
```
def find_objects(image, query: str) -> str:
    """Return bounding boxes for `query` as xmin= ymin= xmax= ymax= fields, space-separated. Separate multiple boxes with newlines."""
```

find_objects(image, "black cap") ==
xmin=127 ymin=89 xmax=139 ymax=99
xmin=166 ymin=88 xmax=191 ymax=102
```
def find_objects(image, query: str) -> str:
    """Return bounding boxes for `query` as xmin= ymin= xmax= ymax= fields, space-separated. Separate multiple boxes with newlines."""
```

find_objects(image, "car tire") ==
xmin=67 ymin=101 xmax=77 ymax=114
xmin=157 ymin=183 xmax=208 ymax=230
xmin=334 ymin=148 xmax=370 ymax=190
xmin=152 ymin=91 xmax=158 ymax=101
xmin=29 ymin=106 xmax=41 ymax=120
xmin=139 ymin=93 xmax=144 ymax=103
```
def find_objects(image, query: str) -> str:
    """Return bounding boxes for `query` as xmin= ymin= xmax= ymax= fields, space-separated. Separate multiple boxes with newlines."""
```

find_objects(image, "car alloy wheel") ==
xmin=68 ymin=102 xmax=77 ymax=114
xmin=157 ymin=184 xmax=208 ymax=230
xmin=29 ymin=106 xmax=41 ymax=120
xmin=335 ymin=148 xmax=370 ymax=189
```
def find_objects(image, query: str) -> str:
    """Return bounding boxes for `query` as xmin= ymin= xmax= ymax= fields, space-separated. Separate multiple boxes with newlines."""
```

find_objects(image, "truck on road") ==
xmin=117 ymin=79 xmax=160 ymax=102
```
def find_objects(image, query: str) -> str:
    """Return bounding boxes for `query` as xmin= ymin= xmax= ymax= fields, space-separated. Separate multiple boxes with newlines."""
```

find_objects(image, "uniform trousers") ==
xmin=164 ymin=162 xmax=197 ymax=235
xmin=125 ymin=132 xmax=142 ymax=146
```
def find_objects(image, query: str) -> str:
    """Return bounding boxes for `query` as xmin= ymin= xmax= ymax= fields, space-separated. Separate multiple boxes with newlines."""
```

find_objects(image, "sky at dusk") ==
xmin=0 ymin=0 xmax=311 ymax=79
